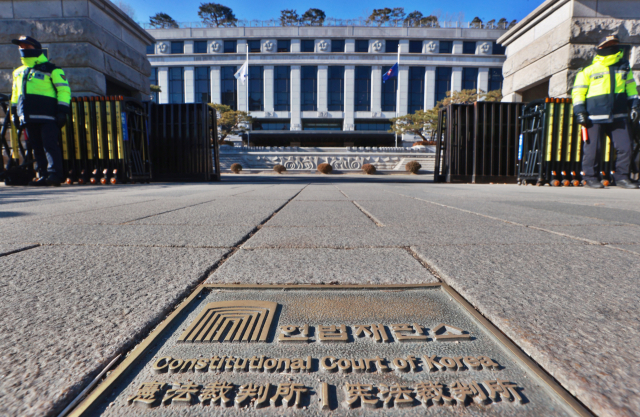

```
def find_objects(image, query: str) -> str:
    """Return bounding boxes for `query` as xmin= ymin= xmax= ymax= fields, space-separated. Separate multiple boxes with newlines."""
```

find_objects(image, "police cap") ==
xmin=597 ymin=35 xmax=620 ymax=49
xmin=11 ymin=35 xmax=42 ymax=49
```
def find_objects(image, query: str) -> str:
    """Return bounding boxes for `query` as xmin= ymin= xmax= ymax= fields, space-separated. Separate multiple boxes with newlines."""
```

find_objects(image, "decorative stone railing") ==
xmin=219 ymin=146 xmax=435 ymax=171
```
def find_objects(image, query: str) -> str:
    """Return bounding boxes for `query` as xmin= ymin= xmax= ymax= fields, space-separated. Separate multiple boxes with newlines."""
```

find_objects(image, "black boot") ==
xmin=614 ymin=178 xmax=639 ymax=189
xmin=28 ymin=177 xmax=48 ymax=186
xmin=585 ymin=178 xmax=604 ymax=189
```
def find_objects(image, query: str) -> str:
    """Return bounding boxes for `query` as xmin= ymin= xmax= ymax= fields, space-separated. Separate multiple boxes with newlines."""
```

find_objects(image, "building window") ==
xmin=355 ymin=120 xmax=391 ymax=131
xmin=355 ymin=66 xmax=371 ymax=111
xmin=221 ymin=66 xmax=237 ymax=110
xmin=169 ymin=67 xmax=184 ymax=103
xmin=195 ymin=67 xmax=210 ymax=103
xmin=301 ymin=40 xmax=315 ymax=52
xmin=146 ymin=44 xmax=155 ymax=55
xmin=224 ymin=40 xmax=236 ymax=53
xmin=381 ymin=65 xmax=397 ymax=112
xmin=274 ymin=66 xmax=290 ymax=111
xmin=328 ymin=66 xmax=344 ymax=111
xmin=463 ymin=41 xmax=476 ymax=54
xmin=277 ymin=40 xmax=290 ymax=52
xmin=149 ymin=67 xmax=158 ymax=102
xmin=355 ymin=40 xmax=369 ymax=53
xmin=462 ymin=68 xmax=478 ymax=90
xmin=194 ymin=41 xmax=207 ymax=54
xmin=408 ymin=67 xmax=425 ymax=113
xmin=492 ymin=42 xmax=506 ymax=55
xmin=435 ymin=67 xmax=452 ymax=104
xmin=249 ymin=66 xmax=264 ymax=111
xmin=248 ymin=40 xmax=261 ymax=53
xmin=439 ymin=41 xmax=452 ymax=54
xmin=385 ymin=40 xmax=399 ymax=53
xmin=253 ymin=120 xmax=290 ymax=130
xmin=409 ymin=41 xmax=422 ymax=53
xmin=171 ymin=41 xmax=184 ymax=54
xmin=489 ymin=68 xmax=503 ymax=92
xmin=331 ymin=40 xmax=345 ymax=52
xmin=301 ymin=66 xmax=318 ymax=111
xmin=302 ymin=119 xmax=342 ymax=130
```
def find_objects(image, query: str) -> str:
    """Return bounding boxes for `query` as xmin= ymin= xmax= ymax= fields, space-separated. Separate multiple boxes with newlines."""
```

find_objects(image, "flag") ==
xmin=234 ymin=61 xmax=248 ymax=85
xmin=382 ymin=63 xmax=398 ymax=83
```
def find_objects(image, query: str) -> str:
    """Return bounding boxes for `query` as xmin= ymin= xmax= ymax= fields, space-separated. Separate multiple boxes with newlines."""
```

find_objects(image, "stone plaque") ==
xmin=71 ymin=285 xmax=590 ymax=416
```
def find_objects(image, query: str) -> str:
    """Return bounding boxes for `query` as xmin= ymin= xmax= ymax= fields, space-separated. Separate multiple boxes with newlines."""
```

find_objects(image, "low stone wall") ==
xmin=219 ymin=146 xmax=436 ymax=172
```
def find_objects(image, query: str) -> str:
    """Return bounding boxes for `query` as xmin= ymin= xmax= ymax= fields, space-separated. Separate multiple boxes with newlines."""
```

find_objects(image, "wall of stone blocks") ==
xmin=0 ymin=0 xmax=153 ymax=99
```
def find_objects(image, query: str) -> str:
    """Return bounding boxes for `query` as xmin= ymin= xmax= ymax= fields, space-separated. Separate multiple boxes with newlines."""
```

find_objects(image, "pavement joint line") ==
xmin=602 ymin=244 xmax=640 ymax=256
xmin=404 ymin=246 xmax=443 ymax=282
xmin=386 ymin=190 xmax=609 ymax=247
xmin=20 ymin=242 xmax=234 ymax=249
xmin=352 ymin=201 xmax=385 ymax=227
xmin=0 ymin=244 xmax=40 ymax=257
xmin=17 ymin=199 xmax=158 ymax=221
xmin=120 ymin=198 xmax=220 ymax=224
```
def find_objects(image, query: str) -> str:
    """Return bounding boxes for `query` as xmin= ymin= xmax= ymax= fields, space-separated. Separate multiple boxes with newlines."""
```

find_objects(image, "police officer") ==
xmin=10 ymin=36 xmax=71 ymax=186
xmin=572 ymin=35 xmax=640 ymax=189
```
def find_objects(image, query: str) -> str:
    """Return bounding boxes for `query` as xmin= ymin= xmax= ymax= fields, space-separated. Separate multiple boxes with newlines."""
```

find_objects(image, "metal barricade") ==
xmin=146 ymin=103 xmax=220 ymax=182
xmin=435 ymin=102 xmax=524 ymax=183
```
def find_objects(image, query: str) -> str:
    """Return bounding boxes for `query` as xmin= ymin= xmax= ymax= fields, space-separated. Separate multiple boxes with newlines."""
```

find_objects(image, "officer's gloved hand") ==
xmin=575 ymin=112 xmax=589 ymax=125
xmin=631 ymin=107 xmax=640 ymax=123
xmin=55 ymin=112 xmax=67 ymax=128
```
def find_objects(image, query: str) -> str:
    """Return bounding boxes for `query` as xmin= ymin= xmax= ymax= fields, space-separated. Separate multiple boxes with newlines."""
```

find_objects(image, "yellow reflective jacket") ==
xmin=10 ymin=53 xmax=71 ymax=124
xmin=571 ymin=50 xmax=639 ymax=123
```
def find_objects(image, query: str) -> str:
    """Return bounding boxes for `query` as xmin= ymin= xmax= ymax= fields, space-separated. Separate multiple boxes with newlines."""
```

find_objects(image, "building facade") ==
xmin=499 ymin=0 xmax=640 ymax=102
xmin=146 ymin=25 xmax=507 ymax=145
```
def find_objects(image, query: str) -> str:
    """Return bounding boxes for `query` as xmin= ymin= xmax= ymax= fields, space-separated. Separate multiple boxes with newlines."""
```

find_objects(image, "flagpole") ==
xmin=246 ymin=47 xmax=250 ymax=147
xmin=395 ymin=48 xmax=400 ymax=148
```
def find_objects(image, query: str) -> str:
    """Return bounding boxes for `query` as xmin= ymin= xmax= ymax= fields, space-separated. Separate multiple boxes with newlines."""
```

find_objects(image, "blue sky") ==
xmin=120 ymin=0 xmax=539 ymax=25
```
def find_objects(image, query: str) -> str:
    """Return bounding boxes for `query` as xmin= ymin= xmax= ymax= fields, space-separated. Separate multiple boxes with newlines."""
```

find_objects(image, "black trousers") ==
xmin=25 ymin=122 xmax=62 ymax=178
xmin=583 ymin=118 xmax=633 ymax=181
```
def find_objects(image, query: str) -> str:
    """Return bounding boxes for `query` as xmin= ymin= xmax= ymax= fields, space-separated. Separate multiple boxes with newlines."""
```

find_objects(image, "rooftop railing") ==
xmin=142 ymin=19 xmax=511 ymax=30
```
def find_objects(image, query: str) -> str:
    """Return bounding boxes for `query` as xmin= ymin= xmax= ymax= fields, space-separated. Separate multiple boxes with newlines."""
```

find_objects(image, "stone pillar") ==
xmin=452 ymin=67 xmax=462 ymax=92
xmin=184 ymin=66 xmax=194 ymax=103
xmin=290 ymin=39 xmax=301 ymax=53
xmin=158 ymin=67 xmax=169 ymax=104
xmin=291 ymin=65 xmax=301 ymax=130
xmin=398 ymin=65 xmax=409 ymax=116
xmin=264 ymin=65 xmax=274 ymax=112
xmin=238 ymin=77 xmax=247 ymax=112
xmin=425 ymin=66 xmax=436 ymax=109
xmin=452 ymin=41 xmax=463 ymax=55
xmin=211 ymin=66 xmax=221 ymax=104
xmin=184 ymin=40 xmax=194 ymax=54
xmin=238 ymin=39 xmax=247 ymax=54
xmin=549 ymin=70 xmax=571 ymax=98
xmin=399 ymin=40 xmax=409 ymax=53
xmin=345 ymin=39 xmax=355 ymax=53
xmin=318 ymin=65 xmax=328 ymax=112
xmin=344 ymin=65 xmax=355 ymax=130
xmin=371 ymin=66 xmax=382 ymax=113
xmin=478 ymin=68 xmax=489 ymax=95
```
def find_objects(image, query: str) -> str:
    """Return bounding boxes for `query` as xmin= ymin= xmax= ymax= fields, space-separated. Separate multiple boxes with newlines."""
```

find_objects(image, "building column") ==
xmin=344 ymin=65 xmax=355 ymax=130
xmin=184 ymin=40 xmax=194 ymax=54
xmin=291 ymin=65 xmax=301 ymax=130
xmin=158 ymin=66 xmax=169 ymax=104
xmin=238 ymin=77 xmax=247 ymax=112
xmin=371 ymin=66 xmax=382 ymax=113
xmin=478 ymin=67 xmax=489 ymax=96
xmin=398 ymin=65 xmax=409 ymax=116
xmin=452 ymin=67 xmax=463 ymax=92
xmin=425 ymin=66 xmax=436 ymax=109
xmin=210 ymin=66 xmax=221 ymax=104
xmin=184 ymin=66 xmax=194 ymax=103
xmin=264 ymin=65 xmax=274 ymax=112
xmin=317 ymin=65 xmax=328 ymax=112
xmin=452 ymin=41 xmax=463 ymax=55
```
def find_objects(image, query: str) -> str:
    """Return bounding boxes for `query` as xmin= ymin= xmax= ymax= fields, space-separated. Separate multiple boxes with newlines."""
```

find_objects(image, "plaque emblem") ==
xmin=210 ymin=41 xmax=220 ymax=52
xmin=178 ymin=300 xmax=278 ymax=343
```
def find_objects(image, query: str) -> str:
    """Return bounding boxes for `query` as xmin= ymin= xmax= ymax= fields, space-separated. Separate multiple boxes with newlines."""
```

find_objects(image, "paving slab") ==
xmin=412 ymin=243 xmax=640 ymax=417
xmin=225 ymin=185 xmax=306 ymax=200
xmin=541 ymin=224 xmax=640 ymax=244
xmin=1 ymin=223 xmax=254 ymax=248
xmin=293 ymin=186 xmax=348 ymax=200
xmin=206 ymin=248 xmax=438 ymax=285
xmin=0 ymin=243 xmax=38 ymax=256
xmin=266 ymin=201 xmax=373 ymax=227
xmin=0 ymin=245 xmax=228 ymax=417
xmin=608 ymin=244 xmax=640 ymax=255
xmin=128 ymin=199 xmax=288 ymax=226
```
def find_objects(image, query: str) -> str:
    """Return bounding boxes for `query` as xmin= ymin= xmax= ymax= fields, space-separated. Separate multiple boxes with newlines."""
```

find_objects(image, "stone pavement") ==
xmin=1 ymin=177 xmax=639 ymax=417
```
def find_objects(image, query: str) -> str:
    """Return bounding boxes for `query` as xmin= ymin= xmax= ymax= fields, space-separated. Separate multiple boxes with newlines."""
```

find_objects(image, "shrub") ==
xmin=405 ymin=161 xmax=421 ymax=174
xmin=219 ymin=141 xmax=235 ymax=147
xmin=362 ymin=164 xmax=376 ymax=175
xmin=412 ymin=140 xmax=436 ymax=146
xmin=317 ymin=163 xmax=333 ymax=174
xmin=273 ymin=164 xmax=286 ymax=174
xmin=230 ymin=163 xmax=242 ymax=173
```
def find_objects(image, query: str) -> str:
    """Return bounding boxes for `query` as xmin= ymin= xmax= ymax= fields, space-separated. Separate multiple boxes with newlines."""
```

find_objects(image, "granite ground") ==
xmin=1 ymin=176 xmax=639 ymax=417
